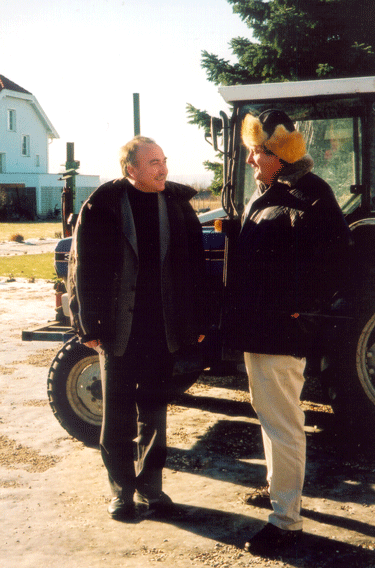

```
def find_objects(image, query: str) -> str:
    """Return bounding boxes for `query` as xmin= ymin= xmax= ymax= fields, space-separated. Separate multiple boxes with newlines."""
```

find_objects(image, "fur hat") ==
xmin=241 ymin=109 xmax=306 ymax=163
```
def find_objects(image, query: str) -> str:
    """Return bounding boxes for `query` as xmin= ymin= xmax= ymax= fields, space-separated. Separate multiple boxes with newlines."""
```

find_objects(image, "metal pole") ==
xmin=61 ymin=142 xmax=77 ymax=237
xmin=67 ymin=142 xmax=74 ymax=164
xmin=133 ymin=93 xmax=140 ymax=136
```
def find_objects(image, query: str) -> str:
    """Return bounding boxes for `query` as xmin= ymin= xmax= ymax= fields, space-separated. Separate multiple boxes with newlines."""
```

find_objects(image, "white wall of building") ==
xmin=0 ymin=95 xmax=49 ymax=174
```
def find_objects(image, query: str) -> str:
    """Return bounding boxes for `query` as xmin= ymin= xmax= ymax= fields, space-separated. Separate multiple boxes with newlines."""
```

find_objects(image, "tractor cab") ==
xmin=215 ymin=76 xmax=375 ymax=222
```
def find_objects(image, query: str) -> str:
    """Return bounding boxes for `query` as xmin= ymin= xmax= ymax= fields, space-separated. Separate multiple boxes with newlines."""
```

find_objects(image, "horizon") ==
xmin=99 ymin=171 xmax=214 ymax=188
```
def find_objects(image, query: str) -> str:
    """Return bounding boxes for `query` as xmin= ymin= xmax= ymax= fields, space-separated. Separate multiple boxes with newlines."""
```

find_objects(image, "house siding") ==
xmin=1 ymin=96 xmax=48 ymax=173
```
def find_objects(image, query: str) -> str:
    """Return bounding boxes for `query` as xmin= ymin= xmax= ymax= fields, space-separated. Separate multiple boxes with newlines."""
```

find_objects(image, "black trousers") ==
xmin=99 ymin=332 xmax=174 ymax=502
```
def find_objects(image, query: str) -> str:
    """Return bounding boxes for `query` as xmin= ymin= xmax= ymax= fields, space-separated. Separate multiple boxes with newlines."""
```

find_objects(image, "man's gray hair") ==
xmin=119 ymin=135 xmax=156 ymax=177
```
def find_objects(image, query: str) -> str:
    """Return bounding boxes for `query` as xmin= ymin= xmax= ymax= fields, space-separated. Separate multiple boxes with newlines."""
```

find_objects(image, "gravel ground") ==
xmin=1 ymin=278 xmax=375 ymax=568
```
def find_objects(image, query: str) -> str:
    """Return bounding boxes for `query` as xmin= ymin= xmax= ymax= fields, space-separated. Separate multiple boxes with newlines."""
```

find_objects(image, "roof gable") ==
xmin=0 ymin=74 xmax=59 ymax=139
xmin=0 ymin=74 xmax=31 ymax=95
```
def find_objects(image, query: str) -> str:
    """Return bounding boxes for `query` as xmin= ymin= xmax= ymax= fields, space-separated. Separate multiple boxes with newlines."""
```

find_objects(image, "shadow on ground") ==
xmin=145 ymin=503 xmax=375 ymax=567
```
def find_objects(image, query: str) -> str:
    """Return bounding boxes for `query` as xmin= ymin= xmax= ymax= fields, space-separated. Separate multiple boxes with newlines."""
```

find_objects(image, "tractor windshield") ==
xmin=235 ymin=97 xmax=364 ymax=217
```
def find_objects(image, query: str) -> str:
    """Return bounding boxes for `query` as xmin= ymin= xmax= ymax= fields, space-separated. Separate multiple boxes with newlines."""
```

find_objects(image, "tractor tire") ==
xmin=327 ymin=286 xmax=375 ymax=447
xmin=47 ymin=337 xmax=102 ymax=446
xmin=46 ymin=337 xmax=202 ymax=446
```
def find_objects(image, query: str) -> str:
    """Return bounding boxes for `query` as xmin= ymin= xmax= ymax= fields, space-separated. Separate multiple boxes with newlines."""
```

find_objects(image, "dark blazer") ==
xmin=224 ymin=162 xmax=352 ymax=357
xmin=68 ymin=178 xmax=205 ymax=355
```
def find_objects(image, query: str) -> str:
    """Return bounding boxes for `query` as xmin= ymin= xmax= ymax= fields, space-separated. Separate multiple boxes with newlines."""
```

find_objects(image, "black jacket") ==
xmin=224 ymin=157 xmax=352 ymax=356
xmin=68 ymin=178 xmax=205 ymax=354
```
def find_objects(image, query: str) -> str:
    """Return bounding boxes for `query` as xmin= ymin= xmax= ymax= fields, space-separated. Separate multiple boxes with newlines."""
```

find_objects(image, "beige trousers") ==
xmin=244 ymin=352 xmax=306 ymax=531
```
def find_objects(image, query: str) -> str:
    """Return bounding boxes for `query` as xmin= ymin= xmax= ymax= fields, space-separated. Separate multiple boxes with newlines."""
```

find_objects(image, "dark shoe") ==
xmin=134 ymin=490 xmax=175 ymax=516
xmin=243 ymin=486 xmax=271 ymax=509
xmin=107 ymin=497 xmax=136 ymax=520
xmin=244 ymin=523 xmax=302 ymax=557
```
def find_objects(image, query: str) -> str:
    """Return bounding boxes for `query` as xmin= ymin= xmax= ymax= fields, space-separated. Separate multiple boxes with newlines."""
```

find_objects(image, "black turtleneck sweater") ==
xmin=127 ymin=186 xmax=165 ymax=344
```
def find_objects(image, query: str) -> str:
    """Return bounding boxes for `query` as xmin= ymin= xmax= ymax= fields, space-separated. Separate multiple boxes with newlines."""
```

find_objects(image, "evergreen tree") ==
xmin=188 ymin=0 xmax=375 ymax=192
xmin=186 ymin=103 xmax=224 ymax=194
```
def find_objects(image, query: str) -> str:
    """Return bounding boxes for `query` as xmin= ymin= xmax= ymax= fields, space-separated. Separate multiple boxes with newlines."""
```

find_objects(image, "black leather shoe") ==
xmin=107 ymin=497 xmax=136 ymax=520
xmin=244 ymin=523 xmax=302 ymax=556
xmin=134 ymin=491 xmax=175 ymax=516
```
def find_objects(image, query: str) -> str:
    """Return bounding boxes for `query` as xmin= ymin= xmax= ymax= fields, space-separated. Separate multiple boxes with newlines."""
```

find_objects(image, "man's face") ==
xmin=127 ymin=143 xmax=168 ymax=193
xmin=246 ymin=145 xmax=283 ymax=185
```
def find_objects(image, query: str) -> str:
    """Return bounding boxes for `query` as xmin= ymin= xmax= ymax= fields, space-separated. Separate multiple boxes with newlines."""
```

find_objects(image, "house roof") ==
xmin=0 ymin=75 xmax=31 ymax=95
xmin=0 ymin=74 xmax=59 ymax=139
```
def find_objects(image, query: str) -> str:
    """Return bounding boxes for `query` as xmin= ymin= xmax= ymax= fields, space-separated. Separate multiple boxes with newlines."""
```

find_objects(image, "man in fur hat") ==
xmin=230 ymin=110 xmax=351 ymax=555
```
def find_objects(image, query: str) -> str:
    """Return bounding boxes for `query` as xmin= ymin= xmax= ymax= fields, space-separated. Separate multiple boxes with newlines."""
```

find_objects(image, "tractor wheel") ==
xmin=327 ymin=296 xmax=375 ymax=447
xmin=47 ymin=336 xmax=102 ymax=446
xmin=46 ymin=337 xmax=202 ymax=446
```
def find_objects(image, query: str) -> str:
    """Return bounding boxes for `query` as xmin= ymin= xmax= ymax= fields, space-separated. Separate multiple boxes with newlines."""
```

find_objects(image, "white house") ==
xmin=0 ymin=75 xmax=100 ymax=218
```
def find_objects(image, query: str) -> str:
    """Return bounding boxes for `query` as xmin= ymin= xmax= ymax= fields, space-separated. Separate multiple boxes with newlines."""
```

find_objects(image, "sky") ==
xmin=2 ymin=0 xmax=250 ymax=184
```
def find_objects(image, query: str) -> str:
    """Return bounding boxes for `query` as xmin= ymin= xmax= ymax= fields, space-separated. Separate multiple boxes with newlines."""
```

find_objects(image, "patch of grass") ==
xmin=10 ymin=233 xmax=24 ymax=242
xmin=0 ymin=221 xmax=61 ymax=242
xmin=0 ymin=253 xmax=56 ymax=280
xmin=192 ymin=197 xmax=222 ymax=213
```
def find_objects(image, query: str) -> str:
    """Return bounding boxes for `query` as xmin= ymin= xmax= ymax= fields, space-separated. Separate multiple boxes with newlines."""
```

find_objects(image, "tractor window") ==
xmin=298 ymin=117 xmax=362 ymax=213
xmin=237 ymin=143 xmax=257 ymax=213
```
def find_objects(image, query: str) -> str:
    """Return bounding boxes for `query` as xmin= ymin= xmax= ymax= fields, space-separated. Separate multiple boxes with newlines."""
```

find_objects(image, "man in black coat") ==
xmin=68 ymin=136 xmax=205 ymax=520
xmin=230 ymin=110 xmax=351 ymax=555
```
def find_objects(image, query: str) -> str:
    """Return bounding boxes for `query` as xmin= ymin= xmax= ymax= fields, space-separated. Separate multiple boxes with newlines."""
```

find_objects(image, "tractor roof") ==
xmin=219 ymin=76 xmax=375 ymax=104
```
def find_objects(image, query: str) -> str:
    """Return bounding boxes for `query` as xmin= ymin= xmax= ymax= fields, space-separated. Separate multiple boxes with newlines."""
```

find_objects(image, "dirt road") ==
xmin=1 ymin=278 xmax=375 ymax=567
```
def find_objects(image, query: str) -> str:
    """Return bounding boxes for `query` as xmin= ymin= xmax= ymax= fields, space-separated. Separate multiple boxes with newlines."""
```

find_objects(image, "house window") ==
xmin=0 ymin=153 xmax=5 ymax=173
xmin=22 ymin=135 xmax=30 ymax=157
xmin=7 ymin=109 xmax=16 ymax=131
xmin=35 ymin=154 xmax=40 ymax=167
